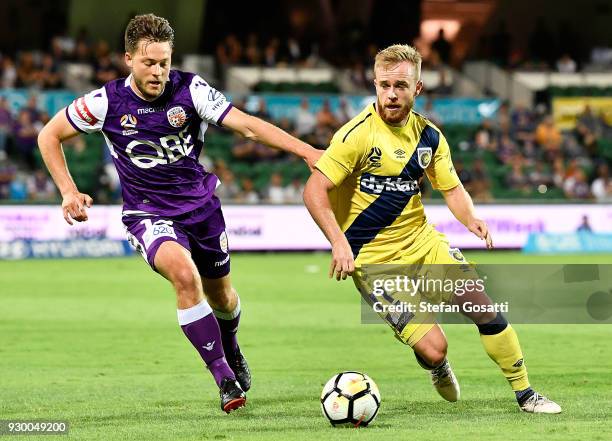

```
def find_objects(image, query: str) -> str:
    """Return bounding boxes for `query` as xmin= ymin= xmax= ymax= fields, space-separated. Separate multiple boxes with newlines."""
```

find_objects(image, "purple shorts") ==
xmin=123 ymin=197 xmax=230 ymax=279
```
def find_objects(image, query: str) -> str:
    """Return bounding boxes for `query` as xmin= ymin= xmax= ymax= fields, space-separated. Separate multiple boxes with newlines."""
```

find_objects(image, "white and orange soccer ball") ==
xmin=320 ymin=371 xmax=381 ymax=427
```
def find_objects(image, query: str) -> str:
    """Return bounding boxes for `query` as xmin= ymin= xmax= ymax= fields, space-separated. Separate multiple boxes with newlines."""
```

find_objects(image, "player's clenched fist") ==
xmin=61 ymin=191 xmax=93 ymax=225
xmin=329 ymin=238 xmax=355 ymax=281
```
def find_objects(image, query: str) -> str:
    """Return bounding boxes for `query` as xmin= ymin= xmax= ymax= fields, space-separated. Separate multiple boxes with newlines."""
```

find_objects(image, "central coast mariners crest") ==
xmin=167 ymin=106 xmax=187 ymax=127
xmin=417 ymin=147 xmax=432 ymax=168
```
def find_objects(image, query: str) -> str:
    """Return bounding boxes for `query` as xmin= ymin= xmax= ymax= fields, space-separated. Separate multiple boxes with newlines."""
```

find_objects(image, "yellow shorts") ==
xmin=353 ymin=231 xmax=474 ymax=347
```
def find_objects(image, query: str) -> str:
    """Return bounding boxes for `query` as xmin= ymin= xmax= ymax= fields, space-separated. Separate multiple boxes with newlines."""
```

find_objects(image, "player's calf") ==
xmin=204 ymin=276 xmax=251 ymax=391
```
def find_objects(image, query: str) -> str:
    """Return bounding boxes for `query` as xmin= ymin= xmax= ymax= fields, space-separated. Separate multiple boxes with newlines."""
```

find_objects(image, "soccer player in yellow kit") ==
xmin=303 ymin=44 xmax=561 ymax=413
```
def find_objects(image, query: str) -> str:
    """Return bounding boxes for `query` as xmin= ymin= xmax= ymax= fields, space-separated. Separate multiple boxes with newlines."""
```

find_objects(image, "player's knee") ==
xmin=208 ymin=285 xmax=237 ymax=311
xmin=419 ymin=344 xmax=447 ymax=368
xmin=171 ymin=267 xmax=201 ymax=298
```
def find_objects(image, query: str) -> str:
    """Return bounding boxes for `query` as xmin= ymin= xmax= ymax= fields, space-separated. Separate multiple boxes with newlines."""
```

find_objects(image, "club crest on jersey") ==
xmin=417 ymin=147 xmax=432 ymax=168
xmin=448 ymin=247 xmax=466 ymax=262
xmin=367 ymin=147 xmax=382 ymax=167
xmin=219 ymin=231 xmax=228 ymax=253
xmin=167 ymin=106 xmax=187 ymax=128
xmin=120 ymin=114 xmax=138 ymax=135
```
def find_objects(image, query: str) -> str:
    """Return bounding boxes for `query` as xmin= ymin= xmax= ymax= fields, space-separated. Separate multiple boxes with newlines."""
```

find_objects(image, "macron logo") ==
xmin=74 ymin=97 xmax=98 ymax=125
xmin=202 ymin=341 xmax=215 ymax=351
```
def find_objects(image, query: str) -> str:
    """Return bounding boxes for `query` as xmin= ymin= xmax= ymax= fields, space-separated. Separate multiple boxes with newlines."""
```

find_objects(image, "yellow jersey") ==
xmin=315 ymin=103 xmax=460 ymax=265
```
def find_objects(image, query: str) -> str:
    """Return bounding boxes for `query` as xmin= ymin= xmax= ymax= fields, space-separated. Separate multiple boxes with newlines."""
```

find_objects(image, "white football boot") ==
xmin=519 ymin=392 xmax=562 ymax=414
xmin=431 ymin=360 xmax=460 ymax=402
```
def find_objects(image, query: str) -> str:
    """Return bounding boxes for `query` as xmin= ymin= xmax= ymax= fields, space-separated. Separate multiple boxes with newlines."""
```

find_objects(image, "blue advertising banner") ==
xmin=2 ymin=89 xmax=498 ymax=125
xmin=237 ymin=94 xmax=499 ymax=125
xmin=0 ymin=239 xmax=133 ymax=259
xmin=0 ymin=89 xmax=77 ymax=117
xmin=523 ymin=233 xmax=612 ymax=254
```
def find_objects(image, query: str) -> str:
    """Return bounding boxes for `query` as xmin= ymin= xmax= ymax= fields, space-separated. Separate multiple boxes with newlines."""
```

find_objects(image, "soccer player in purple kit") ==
xmin=37 ymin=14 xmax=321 ymax=413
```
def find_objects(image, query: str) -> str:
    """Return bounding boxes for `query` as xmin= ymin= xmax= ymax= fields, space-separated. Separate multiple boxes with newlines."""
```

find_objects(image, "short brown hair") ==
xmin=124 ymin=14 xmax=174 ymax=53
xmin=374 ymin=44 xmax=422 ymax=79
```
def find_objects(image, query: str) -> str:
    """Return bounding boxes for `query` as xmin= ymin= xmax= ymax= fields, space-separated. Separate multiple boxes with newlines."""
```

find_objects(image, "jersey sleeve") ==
xmin=189 ymin=75 xmax=233 ymax=126
xmin=315 ymin=135 xmax=366 ymax=187
xmin=426 ymin=131 xmax=461 ymax=191
xmin=65 ymin=87 xmax=108 ymax=134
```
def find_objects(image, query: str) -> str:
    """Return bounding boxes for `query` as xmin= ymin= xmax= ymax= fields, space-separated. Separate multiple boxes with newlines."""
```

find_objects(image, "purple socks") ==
xmin=178 ymin=300 xmax=235 ymax=387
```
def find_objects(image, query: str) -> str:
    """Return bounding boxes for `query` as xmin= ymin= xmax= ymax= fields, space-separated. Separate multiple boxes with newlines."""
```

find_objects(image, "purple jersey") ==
xmin=66 ymin=70 xmax=232 ymax=216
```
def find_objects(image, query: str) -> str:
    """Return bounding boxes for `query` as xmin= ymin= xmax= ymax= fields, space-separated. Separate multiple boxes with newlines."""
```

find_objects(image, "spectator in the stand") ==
xmin=0 ymin=97 xmax=12 ymax=156
xmin=506 ymin=155 xmax=530 ymax=193
xmin=1 ymin=56 xmax=17 ymax=88
xmin=591 ymin=163 xmax=612 ymax=202
xmin=473 ymin=119 xmax=496 ymax=151
xmin=535 ymin=115 xmax=562 ymax=159
xmin=73 ymin=40 xmax=92 ymax=63
xmin=284 ymin=178 xmax=305 ymax=203
xmin=215 ymin=169 xmax=241 ymax=201
xmin=470 ymin=158 xmax=493 ymax=201
xmin=577 ymin=105 xmax=604 ymax=138
xmin=576 ymin=215 xmax=592 ymax=232
xmin=497 ymin=133 xmax=519 ymax=164
xmin=316 ymin=99 xmax=338 ymax=129
xmin=232 ymin=135 xmax=281 ymax=163
xmin=335 ymin=97 xmax=357 ymax=125
xmin=244 ymin=33 xmax=262 ymax=65
xmin=529 ymin=162 xmax=553 ymax=188
xmin=237 ymin=178 xmax=260 ymax=204
xmin=286 ymin=38 xmax=304 ymax=64
xmin=23 ymin=95 xmax=42 ymax=123
xmin=431 ymin=29 xmax=452 ymax=64
xmin=552 ymin=157 xmax=566 ymax=188
xmin=16 ymin=52 xmax=38 ymax=88
xmin=556 ymin=53 xmax=577 ymax=73
xmin=521 ymin=140 xmax=539 ymax=166
xmin=253 ymin=99 xmax=271 ymax=121
xmin=12 ymin=110 xmax=39 ymax=170
xmin=27 ymin=169 xmax=56 ymax=200
xmin=311 ymin=120 xmax=335 ymax=149
xmin=454 ymin=159 xmax=472 ymax=188
xmin=563 ymin=168 xmax=591 ymax=199
xmin=263 ymin=38 xmax=280 ymax=67
xmin=265 ymin=172 xmax=286 ymax=203
xmin=37 ymin=54 xmax=62 ymax=89
xmin=276 ymin=117 xmax=295 ymax=137
xmin=0 ymin=156 xmax=16 ymax=199
xmin=216 ymin=34 xmax=243 ymax=67
xmin=294 ymin=99 xmax=316 ymax=138
xmin=94 ymin=53 xmax=120 ymax=87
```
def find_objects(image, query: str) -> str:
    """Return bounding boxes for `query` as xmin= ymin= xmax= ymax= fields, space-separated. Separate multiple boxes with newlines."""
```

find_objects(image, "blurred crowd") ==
xmin=455 ymin=103 xmax=612 ymax=201
xmin=1 ymin=92 xmax=611 ymax=203
xmin=1 ymin=31 xmax=128 ymax=91
xmin=0 ymin=26 xmax=610 ymax=204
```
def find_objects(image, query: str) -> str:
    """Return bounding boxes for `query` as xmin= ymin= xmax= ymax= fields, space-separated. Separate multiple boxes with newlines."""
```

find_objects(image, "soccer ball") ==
xmin=320 ymin=371 xmax=381 ymax=427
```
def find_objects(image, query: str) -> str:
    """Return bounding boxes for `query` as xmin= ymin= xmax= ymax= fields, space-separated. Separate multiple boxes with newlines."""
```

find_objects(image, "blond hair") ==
xmin=374 ymin=44 xmax=422 ymax=79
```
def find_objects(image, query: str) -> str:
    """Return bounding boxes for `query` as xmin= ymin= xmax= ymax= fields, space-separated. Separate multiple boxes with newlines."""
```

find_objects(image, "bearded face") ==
xmin=374 ymin=61 xmax=422 ymax=126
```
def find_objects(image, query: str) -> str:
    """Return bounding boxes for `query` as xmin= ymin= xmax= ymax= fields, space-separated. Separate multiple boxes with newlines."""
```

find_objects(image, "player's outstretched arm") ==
xmin=303 ymin=170 xmax=355 ymax=280
xmin=442 ymin=184 xmax=493 ymax=249
xmin=221 ymin=107 xmax=322 ymax=169
xmin=38 ymin=109 xmax=93 ymax=225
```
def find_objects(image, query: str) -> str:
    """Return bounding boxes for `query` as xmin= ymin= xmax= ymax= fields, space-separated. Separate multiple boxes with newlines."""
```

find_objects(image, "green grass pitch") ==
xmin=1 ymin=251 xmax=611 ymax=440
